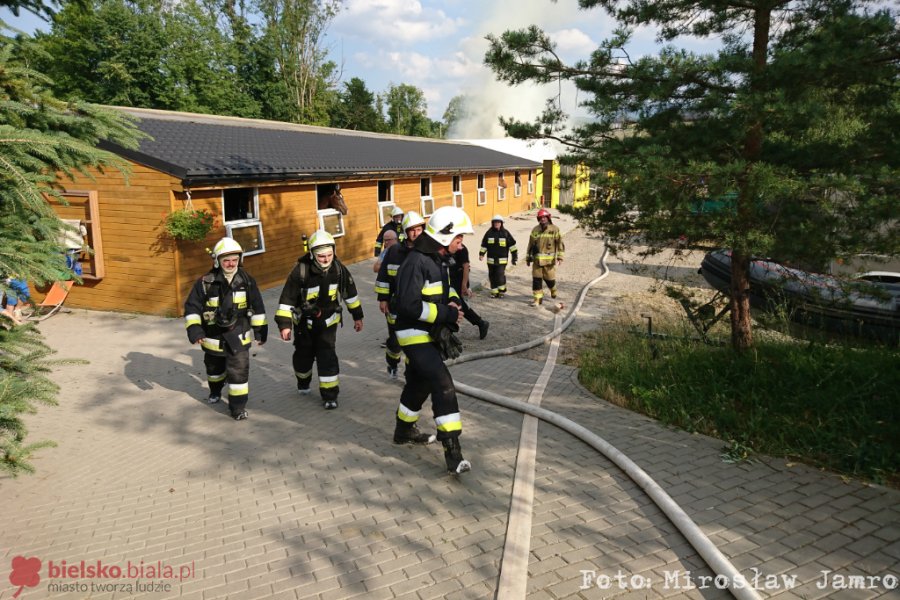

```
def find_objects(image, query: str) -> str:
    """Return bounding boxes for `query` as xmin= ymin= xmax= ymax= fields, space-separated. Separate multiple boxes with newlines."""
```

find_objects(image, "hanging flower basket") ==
xmin=164 ymin=208 xmax=216 ymax=241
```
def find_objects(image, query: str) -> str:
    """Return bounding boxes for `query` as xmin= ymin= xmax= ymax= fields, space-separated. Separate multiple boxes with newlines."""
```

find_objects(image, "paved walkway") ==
xmin=1 ymin=212 xmax=898 ymax=600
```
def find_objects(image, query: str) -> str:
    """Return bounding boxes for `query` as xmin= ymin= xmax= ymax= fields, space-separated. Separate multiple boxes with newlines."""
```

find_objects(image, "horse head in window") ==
xmin=318 ymin=183 xmax=348 ymax=215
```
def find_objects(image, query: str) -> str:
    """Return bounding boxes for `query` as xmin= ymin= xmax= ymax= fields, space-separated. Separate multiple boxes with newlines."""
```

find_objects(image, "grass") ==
xmin=576 ymin=324 xmax=900 ymax=486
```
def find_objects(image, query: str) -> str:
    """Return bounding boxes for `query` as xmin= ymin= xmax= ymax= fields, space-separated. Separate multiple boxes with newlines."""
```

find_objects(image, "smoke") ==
xmin=446 ymin=0 xmax=605 ymax=140
xmin=446 ymin=81 xmax=556 ymax=139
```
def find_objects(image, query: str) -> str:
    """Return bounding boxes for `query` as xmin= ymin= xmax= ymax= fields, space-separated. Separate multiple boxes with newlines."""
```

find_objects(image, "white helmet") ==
xmin=212 ymin=237 xmax=243 ymax=268
xmin=308 ymin=229 xmax=336 ymax=270
xmin=425 ymin=206 xmax=474 ymax=247
xmin=402 ymin=210 xmax=426 ymax=232
xmin=390 ymin=206 xmax=404 ymax=218
xmin=491 ymin=214 xmax=504 ymax=223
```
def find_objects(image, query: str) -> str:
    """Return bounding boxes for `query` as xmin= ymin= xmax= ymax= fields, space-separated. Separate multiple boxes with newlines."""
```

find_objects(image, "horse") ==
xmin=318 ymin=183 xmax=348 ymax=215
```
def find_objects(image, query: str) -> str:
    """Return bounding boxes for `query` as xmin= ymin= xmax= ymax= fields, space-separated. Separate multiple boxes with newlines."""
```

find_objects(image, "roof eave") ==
xmin=98 ymin=141 xmax=189 ymax=181
xmin=180 ymin=163 xmax=542 ymax=188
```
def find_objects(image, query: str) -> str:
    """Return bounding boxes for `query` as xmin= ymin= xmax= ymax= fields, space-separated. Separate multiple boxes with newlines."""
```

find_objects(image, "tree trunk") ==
xmin=730 ymin=4 xmax=772 ymax=351
xmin=729 ymin=250 xmax=753 ymax=351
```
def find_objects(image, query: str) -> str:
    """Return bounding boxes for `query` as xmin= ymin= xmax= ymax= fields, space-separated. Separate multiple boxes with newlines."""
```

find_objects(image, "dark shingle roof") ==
xmin=102 ymin=108 xmax=541 ymax=187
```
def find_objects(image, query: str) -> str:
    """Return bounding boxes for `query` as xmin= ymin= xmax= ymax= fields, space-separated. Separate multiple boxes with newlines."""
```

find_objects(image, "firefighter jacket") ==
xmin=392 ymin=237 xmax=461 ymax=348
xmin=374 ymin=243 xmax=412 ymax=326
xmin=373 ymin=221 xmax=406 ymax=256
xmin=275 ymin=254 xmax=363 ymax=332
xmin=184 ymin=267 xmax=268 ymax=356
xmin=479 ymin=228 xmax=518 ymax=265
xmin=526 ymin=223 xmax=565 ymax=266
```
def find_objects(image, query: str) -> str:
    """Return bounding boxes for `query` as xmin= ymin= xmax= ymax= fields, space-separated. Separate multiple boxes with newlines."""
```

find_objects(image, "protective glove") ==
xmin=433 ymin=324 xmax=463 ymax=360
xmin=525 ymin=258 xmax=532 ymax=267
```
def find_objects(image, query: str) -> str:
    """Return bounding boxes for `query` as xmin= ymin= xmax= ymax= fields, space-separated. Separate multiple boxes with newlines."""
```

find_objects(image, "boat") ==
xmin=699 ymin=249 xmax=900 ymax=345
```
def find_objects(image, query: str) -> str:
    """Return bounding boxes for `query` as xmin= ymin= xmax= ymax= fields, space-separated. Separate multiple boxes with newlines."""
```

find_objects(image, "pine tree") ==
xmin=0 ymin=18 xmax=141 ymax=474
xmin=0 ymin=322 xmax=60 ymax=475
xmin=485 ymin=1 xmax=899 ymax=350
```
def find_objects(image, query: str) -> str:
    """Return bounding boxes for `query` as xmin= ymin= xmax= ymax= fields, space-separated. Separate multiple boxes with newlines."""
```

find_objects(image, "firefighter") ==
xmin=374 ymin=206 xmax=405 ymax=256
xmin=392 ymin=206 xmax=473 ymax=474
xmin=374 ymin=211 xmax=426 ymax=379
xmin=372 ymin=230 xmax=398 ymax=273
xmin=478 ymin=214 xmax=518 ymax=298
xmin=184 ymin=237 xmax=268 ymax=421
xmin=448 ymin=240 xmax=489 ymax=339
xmin=525 ymin=208 xmax=565 ymax=306
xmin=275 ymin=230 xmax=364 ymax=410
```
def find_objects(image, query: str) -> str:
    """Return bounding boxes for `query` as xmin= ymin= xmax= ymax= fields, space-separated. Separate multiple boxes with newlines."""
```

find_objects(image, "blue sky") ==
xmin=2 ymin=0 xmax=720 ymax=134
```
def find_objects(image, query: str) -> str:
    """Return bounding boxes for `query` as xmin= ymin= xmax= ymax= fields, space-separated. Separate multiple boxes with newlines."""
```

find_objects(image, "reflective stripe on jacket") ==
xmin=274 ymin=255 xmax=363 ymax=332
xmin=184 ymin=268 xmax=268 ymax=356
xmin=526 ymin=224 xmax=564 ymax=266
xmin=375 ymin=243 xmax=412 ymax=325
xmin=479 ymin=228 xmax=518 ymax=265
xmin=393 ymin=249 xmax=458 ymax=347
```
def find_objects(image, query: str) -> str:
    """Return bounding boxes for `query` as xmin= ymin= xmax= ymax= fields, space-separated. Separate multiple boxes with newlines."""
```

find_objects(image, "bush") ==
xmin=577 ymin=326 xmax=900 ymax=485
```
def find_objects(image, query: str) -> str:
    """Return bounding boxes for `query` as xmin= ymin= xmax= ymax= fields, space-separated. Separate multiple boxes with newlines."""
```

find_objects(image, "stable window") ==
xmin=420 ymin=178 xmax=434 ymax=217
xmin=318 ymin=209 xmax=345 ymax=237
xmin=377 ymin=180 xmax=396 ymax=227
xmin=527 ymin=170 xmax=534 ymax=194
xmin=498 ymin=172 xmax=507 ymax=201
xmin=316 ymin=184 xmax=345 ymax=238
xmin=50 ymin=190 xmax=105 ymax=279
xmin=452 ymin=175 xmax=463 ymax=208
xmin=223 ymin=188 xmax=264 ymax=255
xmin=514 ymin=171 xmax=522 ymax=197
xmin=224 ymin=188 xmax=257 ymax=221
xmin=477 ymin=174 xmax=486 ymax=206
xmin=378 ymin=202 xmax=397 ymax=228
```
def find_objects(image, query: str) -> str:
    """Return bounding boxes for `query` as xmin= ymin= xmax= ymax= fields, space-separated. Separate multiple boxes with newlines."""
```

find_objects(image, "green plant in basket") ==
xmin=164 ymin=208 xmax=215 ymax=241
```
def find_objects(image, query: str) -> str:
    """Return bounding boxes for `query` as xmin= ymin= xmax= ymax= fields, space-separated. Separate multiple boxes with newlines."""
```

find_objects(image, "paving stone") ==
xmin=0 ymin=219 xmax=897 ymax=600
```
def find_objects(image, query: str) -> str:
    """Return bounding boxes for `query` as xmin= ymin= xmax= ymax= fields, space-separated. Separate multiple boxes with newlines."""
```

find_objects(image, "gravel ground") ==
xmin=456 ymin=209 xmax=717 ymax=363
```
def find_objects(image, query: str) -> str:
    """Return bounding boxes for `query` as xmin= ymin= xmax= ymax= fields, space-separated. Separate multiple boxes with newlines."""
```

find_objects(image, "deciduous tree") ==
xmin=442 ymin=94 xmax=470 ymax=137
xmin=332 ymin=76 xmax=384 ymax=131
xmin=257 ymin=0 xmax=341 ymax=124
xmin=385 ymin=83 xmax=433 ymax=138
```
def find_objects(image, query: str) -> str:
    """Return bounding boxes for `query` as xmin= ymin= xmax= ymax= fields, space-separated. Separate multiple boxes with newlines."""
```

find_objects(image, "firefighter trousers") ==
xmin=204 ymin=350 xmax=250 ymax=416
xmin=397 ymin=342 xmax=462 ymax=441
xmin=293 ymin=322 xmax=340 ymax=400
xmin=531 ymin=263 xmax=557 ymax=300
xmin=385 ymin=319 xmax=402 ymax=370
xmin=487 ymin=263 xmax=508 ymax=295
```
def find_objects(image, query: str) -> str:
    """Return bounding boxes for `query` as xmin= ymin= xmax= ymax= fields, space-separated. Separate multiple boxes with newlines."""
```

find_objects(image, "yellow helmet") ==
xmin=308 ymin=229 xmax=336 ymax=253
xmin=212 ymin=237 xmax=243 ymax=267
xmin=308 ymin=229 xmax=336 ymax=270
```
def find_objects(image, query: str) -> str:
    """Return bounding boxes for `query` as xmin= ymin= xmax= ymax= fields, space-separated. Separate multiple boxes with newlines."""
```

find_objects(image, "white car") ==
xmin=855 ymin=271 xmax=900 ymax=284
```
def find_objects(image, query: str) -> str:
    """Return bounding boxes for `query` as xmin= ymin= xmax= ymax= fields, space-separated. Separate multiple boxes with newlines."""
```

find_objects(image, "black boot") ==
xmin=442 ymin=437 xmax=471 ymax=474
xmin=393 ymin=419 xmax=436 ymax=445
xmin=477 ymin=320 xmax=490 ymax=340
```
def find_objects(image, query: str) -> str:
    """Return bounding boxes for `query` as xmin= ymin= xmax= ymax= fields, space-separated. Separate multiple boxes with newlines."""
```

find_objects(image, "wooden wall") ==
xmin=50 ymin=163 xmax=538 ymax=317
xmin=53 ymin=164 xmax=180 ymax=316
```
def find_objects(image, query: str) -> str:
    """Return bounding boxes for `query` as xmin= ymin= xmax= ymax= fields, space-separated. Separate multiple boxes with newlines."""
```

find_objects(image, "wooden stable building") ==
xmin=52 ymin=108 xmax=541 ymax=316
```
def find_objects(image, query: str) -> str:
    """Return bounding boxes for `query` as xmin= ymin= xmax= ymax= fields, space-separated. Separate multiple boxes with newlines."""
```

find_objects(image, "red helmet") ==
xmin=537 ymin=208 xmax=552 ymax=222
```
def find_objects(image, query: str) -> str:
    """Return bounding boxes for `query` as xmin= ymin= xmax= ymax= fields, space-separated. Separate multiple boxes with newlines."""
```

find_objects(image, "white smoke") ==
xmin=445 ymin=0 xmax=611 ymax=140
